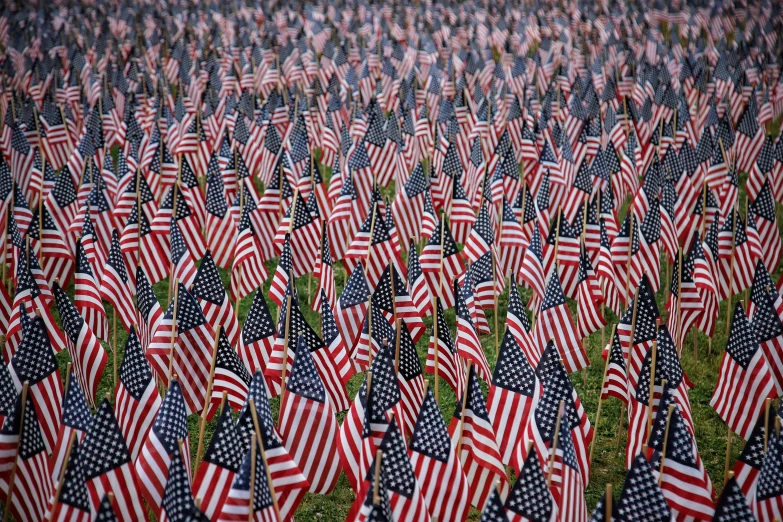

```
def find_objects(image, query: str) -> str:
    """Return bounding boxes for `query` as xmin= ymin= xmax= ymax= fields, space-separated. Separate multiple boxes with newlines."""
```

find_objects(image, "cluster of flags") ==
xmin=0 ymin=0 xmax=783 ymax=520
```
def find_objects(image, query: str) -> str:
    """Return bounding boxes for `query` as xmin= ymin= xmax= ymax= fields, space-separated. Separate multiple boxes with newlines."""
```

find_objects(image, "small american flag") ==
xmin=449 ymin=365 xmax=509 ymax=510
xmin=711 ymin=303 xmax=777 ymax=440
xmin=505 ymin=446 xmax=556 ymax=522
xmin=192 ymin=403 xmax=244 ymax=520
xmin=158 ymin=447 xmax=204 ymax=522
xmin=52 ymin=282 xmax=108 ymax=408
xmin=81 ymin=399 xmax=146 ymax=521
xmin=192 ymin=251 xmax=242 ymax=348
xmin=135 ymin=379 xmax=192 ymax=511
xmin=278 ymin=336 xmax=342 ymax=494
xmin=49 ymin=371 xmax=91 ymax=486
xmin=487 ymin=327 xmax=542 ymax=465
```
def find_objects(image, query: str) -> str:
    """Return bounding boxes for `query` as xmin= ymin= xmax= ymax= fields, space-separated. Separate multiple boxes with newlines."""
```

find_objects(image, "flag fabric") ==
xmin=239 ymin=288 xmax=278 ymax=377
xmin=135 ymin=379 xmax=192 ymax=512
xmin=487 ymin=327 xmax=542 ymax=465
xmin=80 ymin=399 xmax=146 ymax=521
xmin=753 ymin=427 xmax=783 ymax=521
xmin=504 ymin=446 xmax=556 ymax=522
xmin=114 ymin=327 xmax=161 ymax=462
xmin=533 ymin=268 xmax=588 ymax=374
xmin=158 ymin=446 xmax=204 ymax=522
xmin=192 ymin=251 xmax=242 ymax=349
xmin=73 ymin=238 xmax=108 ymax=341
xmin=278 ymin=336 xmax=342 ymax=494
xmin=713 ymin=476 xmax=756 ymax=522
xmin=45 ymin=439 xmax=91 ymax=522
xmin=49 ymin=371 xmax=92 ymax=487
xmin=99 ymin=230 xmax=137 ymax=333
xmin=8 ymin=313 xmax=63 ymax=454
xmin=448 ymin=365 xmax=510 ymax=510
xmin=0 ymin=391 xmax=51 ymax=522
xmin=192 ymin=402 xmax=244 ymax=521
xmin=711 ymin=303 xmax=777 ymax=440
xmin=52 ymin=282 xmax=109 ymax=408
xmin=409 ymin=386 xmax=470 ymax=522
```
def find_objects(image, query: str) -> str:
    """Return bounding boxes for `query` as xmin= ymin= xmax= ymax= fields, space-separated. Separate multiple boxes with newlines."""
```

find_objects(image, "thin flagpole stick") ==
xmin=546 ymin=400 xmax=565 ymax=487
xmin=3 ymin=381 xmax=29 ymax=522
xmin=48 ymin=431 xmax=78 ymax=522
xmin=726 ymin=204 xmax=737 ymax=336
xmin=372 ymin=450 xmax=383 ymax=505
xmin=675 ymin=247 xmax=683 ymax=356
xmin=605 ymin=484 xmax=612 ymax=522
xmin=194 ymin=326 xmax=223 ymax=476
xmin=456 ymin=362 xmax=472 ymax=457
xmin=646 ymin=341 xmax=658 ymax=440
xmin=764 ymin=398 xmax=772 ymax=452
xmin=165 ymin=281 xmax=180 ymax=391
xmin=249 ymin=400 xmax=282 ymax=521
xmin=248 ymin=433 xmax=257 ymax=522
xmin=432 ymin=297 xmax=440 ymax=404
xmin=724 ymin=427 xmax=733 ymax=483
xmin=658 ymin=404 xmax=675 ymax=486
xmin=589 ymin=325 xmax=616 ymax=464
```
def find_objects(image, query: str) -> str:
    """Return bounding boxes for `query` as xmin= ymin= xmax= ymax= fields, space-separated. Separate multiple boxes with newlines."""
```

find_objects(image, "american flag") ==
xmin=448 ymin=365 xmax=509 ymax=510
xmin=753 ymin=426 xmax=783 ymax=521
xmin=487 ymin=327 xmax=542 ymax=465
xmin=409 ymin=386 xmax=470 ymax=522
xmin=114 ymin=327 xmax=161 ymax=462
xmin=713 ymin=476 xmax=756 ymax=522
xmin=147 ymin=283 xmax=214 ymax=414
xmin=354 ymin=416 xmax=431 ymax=522
xmin=121 ymin=202 xmax=170 ymax=287
xmin=169 ymin=219 xmax=198 ymax=288
xmin=733 ymin=406 xmax=776 ymax=500
xmin=135 ymin=266 xmax=164 ymax=352
xmin=275 ymin=190 xmax=320 ymax=278
xmin=135 ymin=379 xmax=192 ymax=511
xmin=217 ymin=434 xmax=281 ymax=522
xmin=453 ymin=280 xmax=491 ymax=382
xmin=750 ymin=180 xmax=782 ymax=274
xmin=600 ymin=328 xmax=630 ymax=405
xmin=8 ymin=313 xmax=63 ymax=455
xmin=505 ymin=445 xmax=556 ymax=522
xmin=192 ymin=403 xmax=244 ymax=520
xmin=269 ymin=234 xmax=294 ymax=307
xmin=478 ymin=487 xmax=508 ymax=522
xmin=52 ymin=282 xmax=108 ymax=408
xmin=514 ymin=342 xmax=592 ymax=488
xmin=345 ymin=203 xmax=401 ymax=288
xmin=0 ymin=390 xmax=51 ymax=522
xmin=420 ymin=217 xmax=464 ymax=308
xmin=239 ymin=289 xmax=278 ymax=378
xmin=647 ymin=388 xmax=714 ymax=521
xmin=204 ymin=170 xmax=236 ymax=270
xmin=519 ymin=225 xmax=546 ymax=310
xmin=335 ymin=264 xmax=371 ymax=354
xmin=406 ymin=240 xmax=432 ymax=318
xmin=391 ymin=162 xmax=429 ymax=246
xmin=711 ymin=303 xmax=777 ymax=440
xmin=425 ymin=299 xmax=464 ymax=398
xmin=232 ymin=203 xmax=269 ymax=302
xmin=80 ymin=399 xmax=146 ymax=521
xmin=45 ymin=440 xmax=91 ymax=522
xmin=614 ymin=453 xmax=672 ymax=521
xmin=49 ymin=371 xmax=91 ymax=486
xmin=576 ymin=245 xmax=606 ymax=340
xmin=312 ymin=224 xmax=337 ymax=312
xmin=533 ymin=268 xmax=588 ymax=374
xmin=547 ymin=409 xmax=588 ymax=522
xmin=208 ymin=330 xmax=252 ymax=417
xmin=158 ymin=446 xmax=204 ymax=522
xmin=73 ymin=238 xmax=108 ymax=341
xmin=192 ymin=251 xmax=242 ymax=349
xmin=235 ymin=372 xmax=309 ymax=521
xmin=278 ymin=336 xmax=342 ymax=494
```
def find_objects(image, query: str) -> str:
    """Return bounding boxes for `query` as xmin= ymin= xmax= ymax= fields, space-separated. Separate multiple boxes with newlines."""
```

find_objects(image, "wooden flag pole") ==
xmin=764 ymin=398 xmax=772 ymax=452
xmin=646 ymin=340 xmax=658 ymax=440
xmin=456 ymin=362 xmax=473 ymax=457
xmin=3 ymin=381 xmax=29 ymax=522
xmin=432 ymin=296 xmax=440 ymax=404
xmin=546 ymin=400 xmax=565 ymax=487
xmin=372 ymin=450 xmax=383 ymax=505
xmin=724 ymin=427 xmax=733 ymax=484
xmin=624 ymin=208 xmax=635 ymax=304
xmin=589 ymin=325 xmax=616 ymax=465
xmin=248 ymin=433 xmax=258 ymax=522
xmin=604 ymin=484 xmax=612 ymax=522
xmin=491 ymin=249 xmax=499 ymax=358
xmin=675 ymin=247 xmax=683 ymax=357
xmin=279 ymin=274 xmax=294 ymax=413
xmin=248 ymin=400 xmax=282 ymax=521
xmin=194 ymin=326 xmax=223 ymax=476
xmin=165 ymin=280 xmax=181 ymax=393
xmin=657 ymin=404 xmax=676 ymax=485
xmin=48 ymin=431 xmax=78 ymax=522
xmin=726 ymin=204 xmax=737 ymax=336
